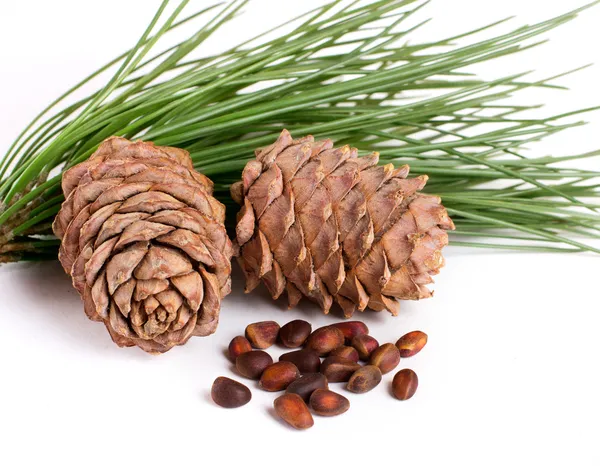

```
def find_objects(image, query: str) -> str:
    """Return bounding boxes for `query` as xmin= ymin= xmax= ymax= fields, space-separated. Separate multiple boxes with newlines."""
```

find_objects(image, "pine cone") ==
xmin=232 ymin=130 xmax=455 ymax=317
xmin=53 ymin=137 xmax=233 ymax=353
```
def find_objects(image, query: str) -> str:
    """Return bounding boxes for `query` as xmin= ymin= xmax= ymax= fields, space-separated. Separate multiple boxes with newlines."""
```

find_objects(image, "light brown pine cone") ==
xmin=232 ymin=130 xmax=455 ymax=317
xmin=53 ymin=137 xmax=233 ymax=353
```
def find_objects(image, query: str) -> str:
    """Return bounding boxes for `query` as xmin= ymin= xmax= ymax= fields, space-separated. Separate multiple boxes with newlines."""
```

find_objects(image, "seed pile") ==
xmin=210 ymin=320 xmax=427 ymax=429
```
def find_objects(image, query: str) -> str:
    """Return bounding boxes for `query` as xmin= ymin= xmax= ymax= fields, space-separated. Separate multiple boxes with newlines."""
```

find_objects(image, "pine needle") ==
xmin=1 ymin=0 xmax=599 ymax=262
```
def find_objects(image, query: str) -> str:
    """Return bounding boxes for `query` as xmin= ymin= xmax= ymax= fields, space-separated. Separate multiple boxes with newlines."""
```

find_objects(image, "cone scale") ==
xmin=53 ymin=137 xmax=233 ymax=353
xmin=232 ymin=130 xmax=455 ymax=317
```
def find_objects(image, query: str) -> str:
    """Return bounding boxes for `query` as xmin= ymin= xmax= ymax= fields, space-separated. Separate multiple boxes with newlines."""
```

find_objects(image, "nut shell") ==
xmin=392 ymin=368 xmax=418 ymax=400
xmin=330 ymin=345 xmax=360 ymax=363
xmin=369 ymin=343 xmax=400 ymax=374
xmin=351 ymin=334 xmax=379 ymax=361
xmin=331 ymin=321 xmax=369 ymax=343
xmin=320 ymin=356 xmax=361 ymax=383
xmin=309 ymin=389 xmax=350 ymax=417
xmin=259 ymin=361 xmax=300 ymax=392
xmin=286 ymin=373 xmax=329 ymax=402
xmin=211 ymin=377 xmax=252 ymax=408
xmin=396 ymin=331 xmax=428 ymax=357
xmin=305 ymin=326 xmax=345 ymax=356
xmin=279 ymin=320 xmax=312 ymax=348
xmin=273 ymin=393 xmax=314 ymax=430
xmin=245 ymin=321 xmax=280 ymax=349
xmin=347 ymin=365 xmax=382 ymax=393
xmin=236 ymin=350 xmax=273 ymax=379
xmin=279 ymin=349 xmax=321 ymax=374
xmin=228 ymin=336 xmax=252 ymax=361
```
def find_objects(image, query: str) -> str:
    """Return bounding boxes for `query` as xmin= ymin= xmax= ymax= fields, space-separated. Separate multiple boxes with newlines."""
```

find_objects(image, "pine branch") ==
xmin=1 ymin=0 xmax=599 ymax=261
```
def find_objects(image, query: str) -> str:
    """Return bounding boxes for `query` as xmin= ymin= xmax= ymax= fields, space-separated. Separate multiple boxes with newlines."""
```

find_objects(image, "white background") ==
xmin=1 ymin=1 xmax=599 ymax=465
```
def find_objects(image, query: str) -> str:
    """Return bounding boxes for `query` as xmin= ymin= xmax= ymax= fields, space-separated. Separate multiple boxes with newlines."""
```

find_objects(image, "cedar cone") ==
xmin=232 ymin=130 xmax=455 ymax=317
xmin=53 ymin=137 xmax=233 ymax=353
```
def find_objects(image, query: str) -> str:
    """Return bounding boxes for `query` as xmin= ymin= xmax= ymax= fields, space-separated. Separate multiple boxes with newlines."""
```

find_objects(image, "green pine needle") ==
xmin=1 ymin=0 xmax=599 ymax=263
